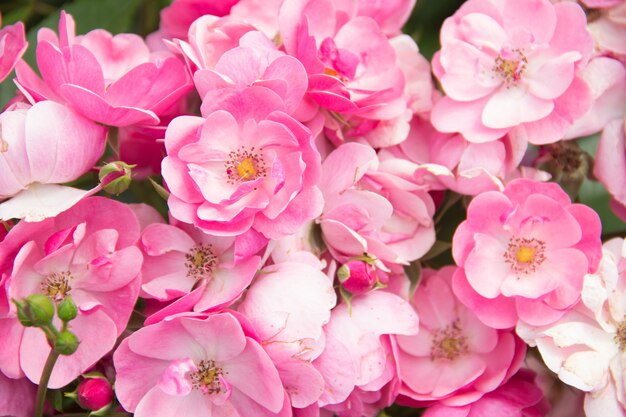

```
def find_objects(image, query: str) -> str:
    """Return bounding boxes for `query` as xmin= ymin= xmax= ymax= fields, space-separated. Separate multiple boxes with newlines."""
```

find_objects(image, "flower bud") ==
xmin=98 ymin=161 xmax=135 ymax=195
xmin=54 ymin=330 xmax=80 ymax=355
xmin=57 ymin=296 xmax=78 ymax=322
xmin=23 ymin=294 xmax=54 ymax=326
xmin=13 ymin=299 xmax=34 ymax=327
xmin=77 ymin=377 xmax=114 ymax=411
xmin=338 ymin=260 xmax=377 ymax=295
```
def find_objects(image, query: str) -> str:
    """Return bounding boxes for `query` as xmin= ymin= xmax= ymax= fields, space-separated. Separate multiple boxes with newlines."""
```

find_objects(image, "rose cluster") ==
xmin=0 ymin=0 xmax=624 ymax=416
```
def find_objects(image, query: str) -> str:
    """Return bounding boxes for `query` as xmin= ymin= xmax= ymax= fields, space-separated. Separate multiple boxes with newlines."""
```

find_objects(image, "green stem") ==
xmin=34 ymin=349 xmax=60 ymax=417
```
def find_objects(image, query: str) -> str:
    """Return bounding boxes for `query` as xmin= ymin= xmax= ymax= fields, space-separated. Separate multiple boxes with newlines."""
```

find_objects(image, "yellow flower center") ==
xmin=225 ymin=146 xmax=267 ymax=185
xmin=235 ymin=157 xmax=258 ymax=181
xmin=431 ymin=320 xmax=468 ymax=361
xmin=189 ymin=360 xmax=225 ymax=395
xmin=41 ymin=271 xmax=72 ymax=302
xmin=184 ymin=244 xmax=217 ymax=280
xmin=516 ymin=246 xmax=536 ymax=264
xmin=615 ymin=319 xmax=626 ymax=352
xmin=504 ymin=237 xmax=546 ymax=275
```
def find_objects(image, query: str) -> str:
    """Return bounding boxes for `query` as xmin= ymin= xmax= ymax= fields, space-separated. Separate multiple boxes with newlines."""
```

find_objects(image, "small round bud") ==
xmin=339 ymin=260 xmax=377 ymax=295
xmin=98 ymin=161 xmax=135 ymax=195
xmin=77 ymin=377 xmax=113 ymax=411
xmin=54 ymin=330 xmax=80 ymax=355
xmin=24 ymin=294 xmax=55 ymax=326
xmin=57 ymin=296 xmax=78 ymax=322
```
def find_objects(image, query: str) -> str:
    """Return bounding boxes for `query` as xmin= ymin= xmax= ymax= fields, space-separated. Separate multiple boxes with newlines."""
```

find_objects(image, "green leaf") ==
xmin=578 ymin=178 xmax=626 ymax=237
xmin=23 ymin=0 xmax=143 ymax=67
xmin=148 ymin=177 xmax=170 ymax=200
xmin=420 ymin=240 xmax=452 ymax=261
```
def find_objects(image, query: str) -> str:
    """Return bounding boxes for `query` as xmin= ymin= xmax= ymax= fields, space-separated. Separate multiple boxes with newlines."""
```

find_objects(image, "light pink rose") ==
xmin=279 ymin=0 xmax=419 ymax=147
xmin=0 ymin=15 xmax=27 ymax=82
xmin=15 ymin=11 xmax=192 ymax=127
xmin=397 ymin=267 xmax=526 ymax=406
xmin=356 ymin=0 xmax=416 ymax=36
xmin=452 ymin=179 xmax=602 ymax=329
xmin=163 ymin=86 xmax=324 ymax=239
xmin=319 ymin=142 xmax=435 ymax=266
xmin=113 ymin=312 xmax=288 ymax=417
xmin=587 ymin=1 xmax=626 ymax=60
xmin=594 ymin=116 xmax=626 ymax=216
xmin=313 ymin=291 xmax=419 ymax=408
xmin=422 ymin=369 xmax=549 ymax=417
xmin=140 ymin=222 xmax=261 ymax=312
xmin=193 ymin=31 xmax=308 ymax=115
xmin=0 ymin=197 xmax=143 ymax=388
xmin=0 ymin=101 xmax=107 ymax=222
xmin=238 ymin=261 xmax=336 ymax=409
xmin=431 ymin=0 xmax=594 ymax=144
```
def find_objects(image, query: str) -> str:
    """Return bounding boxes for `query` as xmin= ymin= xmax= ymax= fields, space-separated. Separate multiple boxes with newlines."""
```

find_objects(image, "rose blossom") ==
xmin=452 ymin=179 xmax=602 ymax=329
xmin=159 ymin=0 xmax=240 ymax=39
xmin=397 ymin=267 xmax=526 ymax=406
xmin=431 ymin=0 xmax=594 ymax=144
xmin=594 ymin=116 xmax=626 ymax=218
xmin=0 ymin=197 xmax=142 ymax=388
xmin=140 ymin=222 xmax=261 ymax=312
xmin=0 ymin=100 xmax=107 ymax=222
xmin=163 ymin=86 xmax=323 ymax=240
xmin=113 ymin=312 xmax=287 ymax=417
xmin=15 ymin=11 xmax=192 ymax=127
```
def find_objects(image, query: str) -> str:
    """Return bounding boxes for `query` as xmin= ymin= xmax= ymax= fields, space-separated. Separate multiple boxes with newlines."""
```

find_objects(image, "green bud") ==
xmin=13 ymin=299 xmax=34 ymax=327
xmin=57 ymin=296 xmax=78 ymax=322
xmin=337 ymin=264 xmax=350 ymax=283
xmin=24 ymin=294 xmax=54 ymax=326
xmin=98 ymin=161 xmax=135 ymax=195
xmin=54 ymin=330 xmax=80 ymax=355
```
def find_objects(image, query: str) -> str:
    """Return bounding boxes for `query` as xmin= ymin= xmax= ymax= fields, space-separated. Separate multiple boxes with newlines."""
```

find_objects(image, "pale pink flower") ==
xmin=159 ymin=0 xmax=240 ymax=39
xmin=422 ymin=369 xmax=549 ymax=417
xmin=517 ymin=238 xmax=626 ymax=417
xmin=0 ymin=372 xmax=36 ymax=417
xmin=193 ymin=31 xmax=308 ymax=114
xmin=15 ymin=12 xmax=192 ymax=127
xmin=313 ymin=291 xmax=419 ymax=407
xmin=0 ymin=197 xmax=143 ymax=388
xmin=356 ymin=0 xmax=416 ymax=36
xmin=172 ymin=15 xmax=255 ymax=73
xmin=279 ymin=0 xmax=418 ymax=147
xmin=564 ymin=56 xmax=626 ymax=139
xmin=595 ymin=116 xmax=626 ymax=216
xmin=0 ymin=15 xmax=27 ymax=82
xmin=140 ymin=222 xmax=261 ymax=312
xmin=238 ymin=261 xmax=336 ymax=408
xmin=586 ymin=1 xmax=626 ymax=60
xmin=397 ymin=267 xmax=526 ymax=406
xmin=452 ymin=179 xmax=602 ymax=329
xmin=163 ymin=86 xmax=324 ymax=239
xmin=431 ymin=0 xmax=594 ymax=144
xmin=319 ymin=142 xmax=435 ymax=266
xmin=0 ymin=101 xmax=107 ymax=222
xmin=113 ymin=312 xmax=287 ymax=417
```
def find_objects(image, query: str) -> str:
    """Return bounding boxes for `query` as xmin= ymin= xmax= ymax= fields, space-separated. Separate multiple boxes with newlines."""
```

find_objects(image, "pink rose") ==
xmin=431 ymin=0 xmax=594 ymax=144
xmin=452 ymin=179 xmax=602 ymax=329
xmin=16 ymin=12 xmax=192 ymax=127
xmin=163 ymin=86 xmax=323 ymax=239
xmin=0 ymin=197 xmax=142 ymax=388
xmin=0 ymin=15 xmax=27 ymax=82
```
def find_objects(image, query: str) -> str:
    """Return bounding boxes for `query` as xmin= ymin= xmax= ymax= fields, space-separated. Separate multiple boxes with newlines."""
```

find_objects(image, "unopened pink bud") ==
xmin=338 ymin=260 xmax=377 ymax=295
xmin=77 ymin=377 xmax=113 ymax=411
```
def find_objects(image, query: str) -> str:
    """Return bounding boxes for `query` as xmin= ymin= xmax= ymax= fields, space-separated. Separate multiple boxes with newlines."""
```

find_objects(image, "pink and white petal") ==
xmin=464 ymin=233 xmax=510 ymax=299
xmin=481 ymin=87 xmax=554 ymax=129
xmin=525 ymin=52 xmax=579 ymax=100
xmin=128 ymin=318 xmax=205 ymax=361
xmin=502 ymin=0 xmax=557 ymax=44
xmin=134 ymin=386 xmax=211 ymax=417
xmin=0 ymin=184 xmax=97 ymax=222
xmin=181 ymin=314 xmax=247 ymax=361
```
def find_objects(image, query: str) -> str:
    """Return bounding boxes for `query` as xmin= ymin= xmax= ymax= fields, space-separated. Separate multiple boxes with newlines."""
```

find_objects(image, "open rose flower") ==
xmin=163 ymin=86 xmax=323 ymax=239
xmin=0 ymin=197 xmax=142 ymax=388
xmin=113 ymin=312 xmax=287 ymax=417
xmin=15 ymin=11 xmax=192 ymax=127
xmin=397 ymin=267 xmax=526 ymax=406
xmin=0 ymin=101 xmax=106 ymax=222
xmin=431 ymin=0 xmax=594 ymax=144
xmin=140 ymin=222 xmax=261 ymax=312
xmin=452 ymin=179 xmax=602 ymax=329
